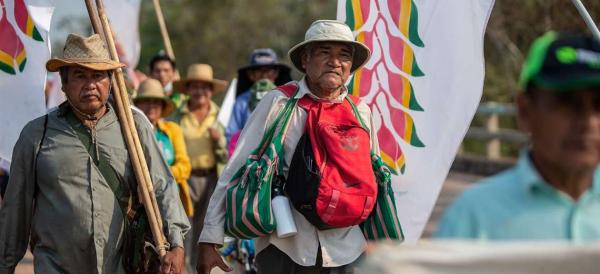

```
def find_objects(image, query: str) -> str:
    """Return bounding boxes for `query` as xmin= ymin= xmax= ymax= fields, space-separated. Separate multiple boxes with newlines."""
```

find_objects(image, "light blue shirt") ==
xmin=435 ymin=151 xmax=600 ymax=241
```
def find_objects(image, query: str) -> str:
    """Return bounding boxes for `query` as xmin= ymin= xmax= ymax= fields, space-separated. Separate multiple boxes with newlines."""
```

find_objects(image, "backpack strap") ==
xmin=276 ymin=83 xmax=298 ymax=98
xmin=276 ymin=82 xmax=315 ymax=110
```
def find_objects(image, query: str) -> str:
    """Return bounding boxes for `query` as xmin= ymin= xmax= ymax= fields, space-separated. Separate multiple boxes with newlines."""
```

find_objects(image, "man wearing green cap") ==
xmin=436 ymin=32 xmax=600 ymax=240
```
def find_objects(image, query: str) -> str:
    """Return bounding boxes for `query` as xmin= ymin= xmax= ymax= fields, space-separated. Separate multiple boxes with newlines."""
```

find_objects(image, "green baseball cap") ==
xmin=519 ymin=31 xmax=600 ymax=92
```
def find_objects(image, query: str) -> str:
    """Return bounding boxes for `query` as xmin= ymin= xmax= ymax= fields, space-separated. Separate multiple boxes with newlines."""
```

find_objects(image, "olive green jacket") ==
xmin=0 ymin=103 xmax=190 ymax=274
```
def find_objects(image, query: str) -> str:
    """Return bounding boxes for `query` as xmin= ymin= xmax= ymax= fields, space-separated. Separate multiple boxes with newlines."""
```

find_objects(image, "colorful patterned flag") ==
xmin=0 ymin=0 xmax=26 ymax=75
xmin=0 ymin=0 xmax=53 ymax=161
xmin=13 ymin=0 xmax=43 ymax=41
xmin=338 ymin=0 xmax=495 ymax=240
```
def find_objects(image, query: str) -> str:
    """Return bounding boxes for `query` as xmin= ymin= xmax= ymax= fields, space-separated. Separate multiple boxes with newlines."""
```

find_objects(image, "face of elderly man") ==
xmin=62 ymin=66 xmax=111 ymax=115
xmin=517 ymin=87 xmax=600 ymax=171
xmin=301 ymin=42 xmax=353 ymax=93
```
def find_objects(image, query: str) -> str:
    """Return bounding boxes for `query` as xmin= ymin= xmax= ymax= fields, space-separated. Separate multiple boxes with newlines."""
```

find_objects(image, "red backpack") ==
xmin=278 ymin=83 xmax=377 ymax=229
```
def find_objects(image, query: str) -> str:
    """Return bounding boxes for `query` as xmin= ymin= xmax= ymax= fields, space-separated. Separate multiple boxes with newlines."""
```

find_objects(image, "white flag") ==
xmin=337 ymin=0 xmax=495 ymax=241
xmin=0 ymin=0 xmax=54 ymax=161
xmin=217 ymin=78 xmax=237 ymax=128
xmin=105 ymin=0 xmax=141 ymax=88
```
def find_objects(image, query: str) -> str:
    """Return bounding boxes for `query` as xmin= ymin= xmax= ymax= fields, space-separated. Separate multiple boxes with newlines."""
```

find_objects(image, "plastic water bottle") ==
xmin=272 ymin=178 xmax=297 ymax=238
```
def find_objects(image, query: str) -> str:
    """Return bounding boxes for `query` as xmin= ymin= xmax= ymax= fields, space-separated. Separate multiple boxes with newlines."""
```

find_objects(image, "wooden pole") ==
xmin=83 ymin=0 xmax=168 ymax=258
xmin=84 ymin=0 xmax=104 ymax=38
xmin=152 ymin=0 xmax=180 ymax=80
xmin=152 ymin=0 xmax=176 ymax=60
xmin=571 ymin=0 xmax=600 ymax=43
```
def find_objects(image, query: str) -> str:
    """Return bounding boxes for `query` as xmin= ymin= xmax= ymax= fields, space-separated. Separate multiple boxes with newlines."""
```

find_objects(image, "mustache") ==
xmin=80 ymin=90 xmax=101 ymax=98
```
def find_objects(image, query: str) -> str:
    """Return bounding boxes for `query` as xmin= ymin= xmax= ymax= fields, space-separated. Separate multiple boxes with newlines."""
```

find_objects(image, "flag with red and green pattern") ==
xmin=0 ymin=0 xmax=44 ymax=75
xmin=338 ymin=0 xmax=496 ymax=241
xmin=0 ymin=0 xmax=53 ymax=161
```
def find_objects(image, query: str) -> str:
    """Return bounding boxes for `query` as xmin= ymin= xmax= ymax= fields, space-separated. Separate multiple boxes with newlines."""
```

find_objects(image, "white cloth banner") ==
xmin=45 ymin=71 xmax=65 ymax=109
xmin=217 ymin=78 xmax=237 ymax=128
xmin=337 ymin=0 xmax=495 ymax=241
xmin=104 ymin=0 xmax=141 ymax=87
xmin=0 ymin=0 xmax=53 ymax=161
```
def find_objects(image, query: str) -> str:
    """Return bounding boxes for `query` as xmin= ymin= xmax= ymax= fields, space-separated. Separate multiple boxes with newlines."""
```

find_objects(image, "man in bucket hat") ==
xmin=436 ymin=32 xmax=600 ymax=240
xmin=196 ymin=20 xmax=375 ymax=274
xmin=225 ymin=48 xmax=292 ymax=142
xmin=0 ymin=34 xmax=190 ymax=274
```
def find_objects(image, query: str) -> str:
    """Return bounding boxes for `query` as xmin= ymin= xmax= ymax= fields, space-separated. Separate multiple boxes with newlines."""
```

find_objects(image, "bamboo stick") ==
xmin=152 ymin=0 xmax=180 ymax=80
xmin=94 ymin=0 xmax=167 ymax=251
xmin=83 ymin=0 xmax=168 ymax=258
xmin=84 ymin=0 xmax=104 ymax=38
xmin=571 ymin=0 xmax=600 ymax=43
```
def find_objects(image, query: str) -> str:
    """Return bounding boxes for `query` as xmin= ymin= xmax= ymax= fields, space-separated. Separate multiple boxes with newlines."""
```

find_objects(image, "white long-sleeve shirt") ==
xmin=199 ymin=78 xmax=379 ymax=267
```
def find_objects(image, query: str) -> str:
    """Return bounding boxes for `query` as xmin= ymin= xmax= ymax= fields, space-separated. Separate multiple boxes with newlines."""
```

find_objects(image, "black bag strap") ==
xmin=33 ymin=114 xmax=49 ymax=196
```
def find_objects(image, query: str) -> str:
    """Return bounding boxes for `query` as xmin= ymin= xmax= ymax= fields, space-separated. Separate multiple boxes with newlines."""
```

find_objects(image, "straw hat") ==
xmin=46 ymin=33 xmax=124 ymax=72
xmin=173 ymin=64 xmax=228 ymax=93
xmin=133 ymin=79 xmax=175 ymax=117
xmin=288 ymin=20 xmax=371 ymax=73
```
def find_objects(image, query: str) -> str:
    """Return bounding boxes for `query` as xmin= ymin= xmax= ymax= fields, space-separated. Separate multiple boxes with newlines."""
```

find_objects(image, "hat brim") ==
xmin=173 ymin=77 xmax=228 ymax=94
xmin=237 ymin=63 xmax=291 ymax=75
xmin=532 ymin=72 xmax=600 ymax=92
xmin=288 ymin=40 xmax=371 ymax=73
xmin=133 ymin=95 xmax=175 ymax=118
xmin=46 ymin=58 xmax=125 ymax=72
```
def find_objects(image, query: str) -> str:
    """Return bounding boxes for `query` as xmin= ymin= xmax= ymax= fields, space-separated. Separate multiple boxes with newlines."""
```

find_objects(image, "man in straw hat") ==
xmin=0 ymin=34 xmax=190 ymax=274
xmin=169 ymin=64 xmax=228 ymax=272
xmin=197 ymin=20 xmax=375 ymax=274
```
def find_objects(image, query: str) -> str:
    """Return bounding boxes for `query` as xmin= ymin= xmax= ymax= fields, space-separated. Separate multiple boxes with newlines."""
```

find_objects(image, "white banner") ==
xmin=105 ymin=0 xmax=141 ymax=87
xmin=337 ymin=0 xmax=495 ymax=241
xmin=217 ymin=78 xmax=237 ymax=128
xmin=0 ymin=0 xmax=54 ymax=161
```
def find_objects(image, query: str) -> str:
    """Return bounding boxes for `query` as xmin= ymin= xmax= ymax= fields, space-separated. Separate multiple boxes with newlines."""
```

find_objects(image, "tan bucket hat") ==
xmin=173 ymin=64 xmax=228 ymax=93
xmin=46 ymin=33 xmax=124 ymax=72
xmin=288 ymin=20 xmax=371 ymax=73
xmin=133 ymin=79 xmax=175 ymax=117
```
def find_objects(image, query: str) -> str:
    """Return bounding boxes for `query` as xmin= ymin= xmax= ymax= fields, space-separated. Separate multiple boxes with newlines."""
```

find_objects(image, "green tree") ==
xmin=138 ymin=0 xmax=336 ymax=80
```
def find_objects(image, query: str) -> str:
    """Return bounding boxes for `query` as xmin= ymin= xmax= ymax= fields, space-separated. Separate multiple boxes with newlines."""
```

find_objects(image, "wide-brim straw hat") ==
xmin=288 ymin=20 xmax=371 ymax=73
xmin=133 ymin=79 xmax=175 ymax=117
xmin=46 ymin=33 xmax=124 ymax=72
xmin=173 ymin=64 xmax=228 ymax=93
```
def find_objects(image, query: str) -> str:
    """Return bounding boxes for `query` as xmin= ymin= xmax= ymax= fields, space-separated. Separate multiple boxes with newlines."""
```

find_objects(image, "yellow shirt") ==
xmin=177 ymin=101 xmax=227 ymax=170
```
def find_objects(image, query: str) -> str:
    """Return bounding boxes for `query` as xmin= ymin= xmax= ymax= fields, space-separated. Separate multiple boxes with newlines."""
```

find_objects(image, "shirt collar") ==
xmin=296 ymin=77 xmax=348 ymax=103
xmin=517 ymin=149 xmax=600 ymax=195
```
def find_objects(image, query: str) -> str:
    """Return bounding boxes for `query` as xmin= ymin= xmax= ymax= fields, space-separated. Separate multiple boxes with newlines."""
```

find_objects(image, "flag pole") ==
xmin=571 ymin=0 xmax=600 ymax=43
xmin=152 ymin=0 xmax=180 ymax=79
xmin=152 ymin=0 xmax=175 ymax=59
xmin=83 ymin=0 xmax=169 ymax=258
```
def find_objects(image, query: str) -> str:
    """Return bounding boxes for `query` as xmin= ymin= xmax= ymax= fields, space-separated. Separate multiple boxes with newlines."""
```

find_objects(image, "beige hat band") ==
xmin=60 ymin=57 xmax=118 ymax=63
xmin=305 ymin=31 xmax=354 ymax=41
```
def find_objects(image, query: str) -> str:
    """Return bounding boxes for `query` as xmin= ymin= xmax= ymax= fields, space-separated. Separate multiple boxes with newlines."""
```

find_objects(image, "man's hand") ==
xmin=161 ymin=246 xmax=185 ymax=274
xmin=196 ymin=243 xmax=232 ymax=274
